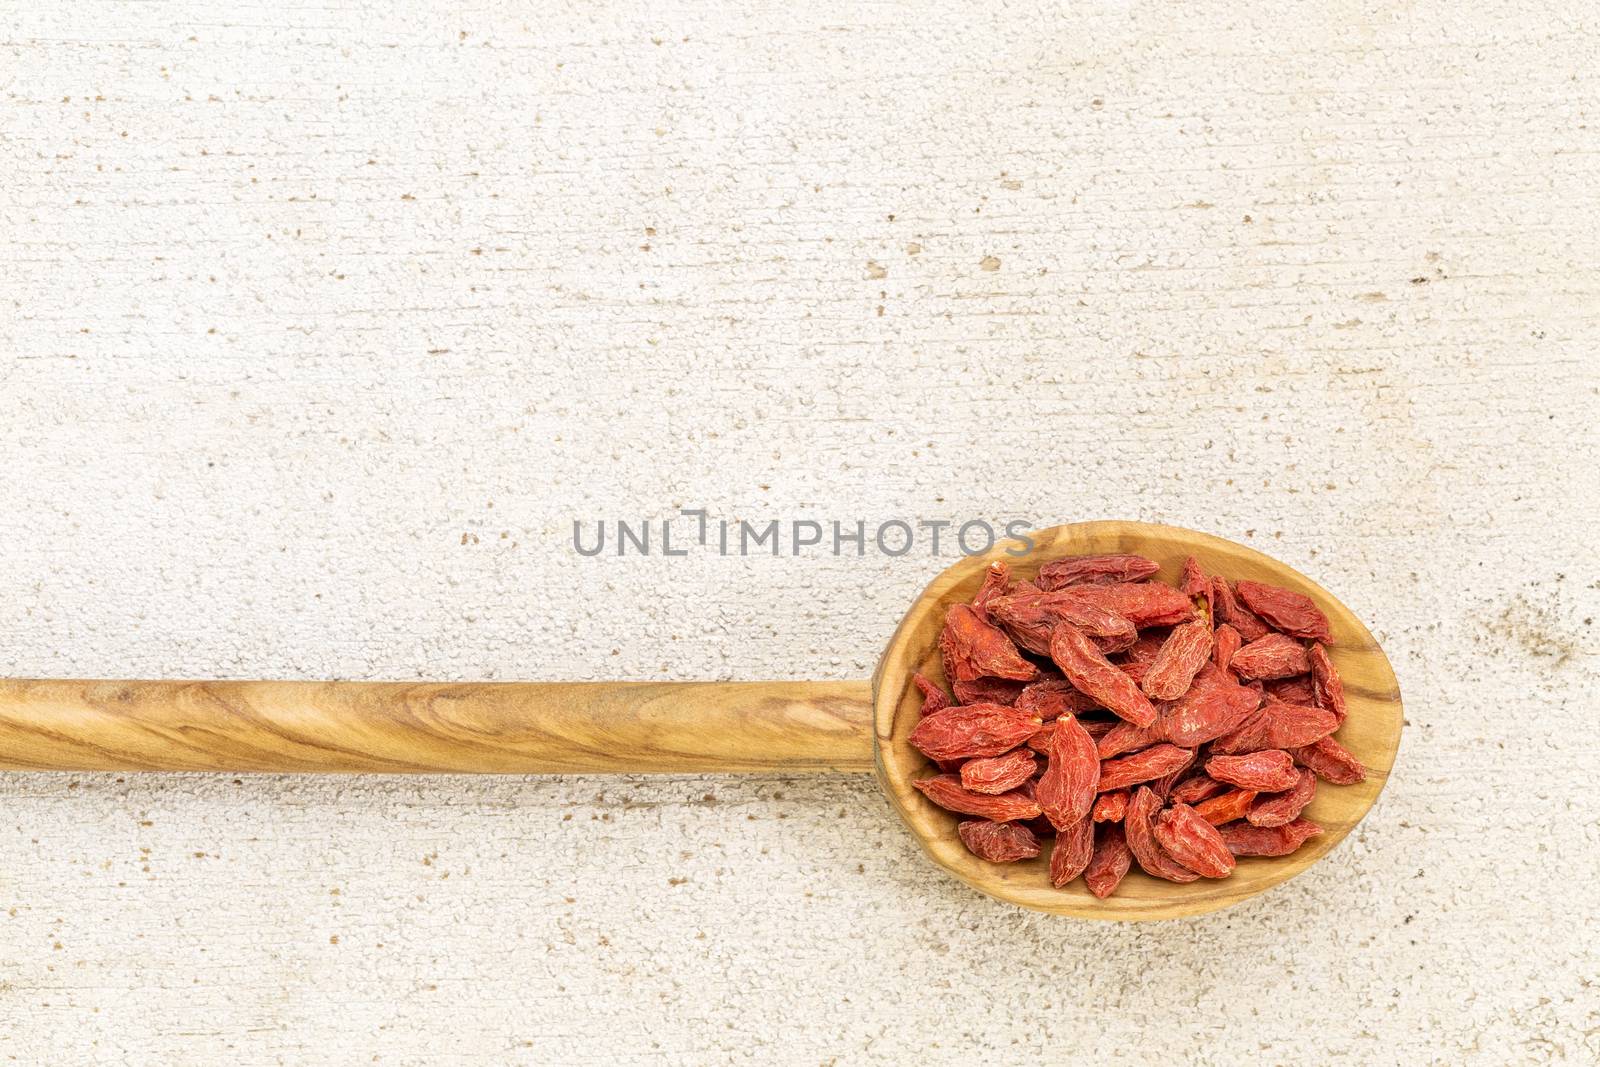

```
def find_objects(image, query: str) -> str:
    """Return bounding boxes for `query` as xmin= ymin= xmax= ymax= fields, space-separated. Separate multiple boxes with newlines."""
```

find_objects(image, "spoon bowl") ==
xmin=871 ymin=520 xmax=1403 ymax=920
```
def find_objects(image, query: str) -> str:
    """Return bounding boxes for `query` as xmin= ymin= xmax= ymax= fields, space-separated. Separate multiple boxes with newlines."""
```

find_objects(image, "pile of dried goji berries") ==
xmin=908 ymin=553 xmax=1365 ymax=897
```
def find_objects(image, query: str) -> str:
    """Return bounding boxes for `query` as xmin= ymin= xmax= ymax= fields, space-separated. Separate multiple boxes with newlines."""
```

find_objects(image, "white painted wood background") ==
xmin=3 ymin=1 xmax=1597 ymax=1063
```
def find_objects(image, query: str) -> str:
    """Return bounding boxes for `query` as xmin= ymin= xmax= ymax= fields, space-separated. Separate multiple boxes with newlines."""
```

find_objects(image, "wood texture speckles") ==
xmin=874 ymin=522 xmax=1402 ymax=919
xmin=0 ymin=680 xmax=875 ymax=773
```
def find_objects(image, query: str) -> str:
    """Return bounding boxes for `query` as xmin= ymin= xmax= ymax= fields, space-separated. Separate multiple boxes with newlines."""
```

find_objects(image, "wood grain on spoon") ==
xmin=0 ymin=679 xmax=874 ymax=774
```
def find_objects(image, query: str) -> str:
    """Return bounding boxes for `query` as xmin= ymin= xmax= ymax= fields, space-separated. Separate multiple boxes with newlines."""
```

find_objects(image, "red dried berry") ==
xmin=1179 ymin=555 xmax=1209 ymax=599
xmin=913 ymin=774 xmax=1042 ymax=821
xmin=951 ymin=676 xmax=1028 ymax=707
xmin=959 ymin=748 xmax=1038 ymax=795
xmin=1049 ymin=624 xmax=1159 ymax=728
xmin=1307 ymin=643 xmax=1347 ymax=723
xmin=1091 ymin=790 xmax=1129 ymax=823
xmin=1235 ymin=579 xmax=1333 ymax=643
xmin=1265 ymin=675 xmax=1316 ymax=705
xmin=912 ymin=673 xmax=951 ymax=715
xmin=1211 ymin=578 xmax=1271 ymax=642
xmin=1229 ymin=633 xmax=1312 ymax=680
xmin=1212 ymin=624 xmax=1242 ymax=674
xmin=1124 ymin=786 xmax=1200 ymax=883
xmin=1122 ymin=634 xmax=1166 ymax=665
xmin=1149 ymin=747 xmax=1197 ymax=800
xmin=1247 ymin=768 xmax=1317 ymax=827
xmin=1118 ymin=658 xmax=1152 ymax=687
xmin=1078 ymin=718 xmax=1116 ymax=741
xmin=1036 ymin=553 xmax=1160 ymax=590
xmin=1026 ymin=722 xmax=1055 ymax=753
xmin=1291 ymin=735 xmax=1367 ymax=784
xmin=1049 ymin=815 xmax=1095 ymax=887
xmin=1015 ymin=679 xmax=1100 ymax=721
xmin=1156 ymin=663 xmax=1261 ymax=747
xmin=1141 ymin=619 xmax=1214 ymax=701
xmin=958 ymin=819 xmax=1041 ymax=862
xmin=1219 ymin=818 xmax=1323 ymax=857
xmin=1169 ymin=773 xmax=1227 ymax=805
xmin=969 ymin=560 xmax=1013 ymax=623
xmin=986 ymin=589 xmax=1138 ymax=656
xmin=939 ymin=603 xmax=1038 ymax=682
xmin=1191 ymin=788 xmax=1258 ymax=826
xmin=1152 ymin=804 xmax=1237 ymax=877
xmin=1068 ymin=582 xmax=1196 ymax=628
xmin=1211 ymin=700 xmax=1339 ymax=754
xmin=909 ymin=703 xmax=1042 ymax=763
xmin=1206 ymin=750 xmax=1300 ymax=792
xmin=1084 ymin=823 xmax=1133 ymax=899
xmin=1095 ymin=719 xmax=1164 ymax=759
xmin=1036 ymin=714 xmax=1100 ymax=831
xmin=1098 ymin=743 xmax=1196 ymax=792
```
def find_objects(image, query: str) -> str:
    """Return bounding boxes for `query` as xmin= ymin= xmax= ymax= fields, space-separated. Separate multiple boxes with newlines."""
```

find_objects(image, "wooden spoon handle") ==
xmin=0 ymin=678 xmax=875 ymax=774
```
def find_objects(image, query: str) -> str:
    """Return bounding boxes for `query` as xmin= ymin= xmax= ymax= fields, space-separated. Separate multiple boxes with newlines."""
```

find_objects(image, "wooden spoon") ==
xmin=0 ymin=521 xmax=1401 ymax=918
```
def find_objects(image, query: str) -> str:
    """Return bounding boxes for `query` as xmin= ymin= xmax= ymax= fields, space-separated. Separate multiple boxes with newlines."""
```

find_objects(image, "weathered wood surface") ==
xmin=2 ymin=1 xmax=1597 ymax=1062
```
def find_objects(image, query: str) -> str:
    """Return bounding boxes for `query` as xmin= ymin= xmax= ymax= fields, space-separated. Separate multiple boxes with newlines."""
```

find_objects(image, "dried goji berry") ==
xmin=1124 ymin=786 xmax=1200 ymax=883
xmin=1169 ymin=773 xmax=1227 ymax=805
xmin=1206 ymin=750 xmax=1299 ymax=792
xmin=1049 ymin=623 xmax=1158 ymax=727
xmin=1264 ymin=675 xmax=1316 ymax=705
xmin=1179 ymin=555 xmax=1209 ymax=600
xmin=1084 ymin=823 xmax=1133 ymax=899
xmin=1191 ymin=788 xmax=1258 ymax=826
xmin=970 ymin=560 xmax=1013 ymax=623
xmin=1219 ymin=818 xmax=1323 ymax=857
xmin=1141 ymin=619 xmax=1213 ymax=700
xmin=1118 ymin=657 xmax=1152 ymax=687
xmin=1152 ymin=804 xmax=1236 ymax=877
xmin=1149 ymin=747 xmax=1196 ymax=800
xmin=1290 ymin=735 xmax=1367 ymax=784
xmin=958 ymin=819 xmax=1041 ymax=862
xmin=1015 ymin=679 xmax=1100 ymax=720
xmin=1211 ymin=578 xmax=1271 ymax=642
xmin=1079 ymin=718 xmax=1116 ymax=741
xmin=1235 ymin=579 xmax=1333 ymax=643
xmin=1036 ymin=553 xmax=1160 ymax=590
xmin=1091 ymin=790 xmax=1129 ymax=822
xmin=913 ymin=774 xmax=1042 ymax=821
xmin=1098 ymin=742 xmax=1195 ymax=792
xmin=1069 ymin=582 xmax=1196 ymax=628
xmin=959 ymin=748 xmax=1038 ymax=795
xmin=1026 ymin=722 xmax=1055 ymax=753
xmin=1156 ymin=662 xmax=1261 ymax=747
xmin=1247 ymin=768 xmax=1316 ymax=827
xmin=1050 ymin=815 xmax=1095 ymax=887
xmin=988 ymin=589 xmax=1137 ymax=656
xmin=909 ymin=703 xmax=1041 ymax=763
xmin=912 ymin=673 xmax=951 ymax=715
xmin=1210 ymin=700 xmax=1338 ymax=754
xmin=1212 ymin=623 xmax=1242 ymax=674
xmin=1095 ymin=719 xmax=1164 ymax=759
xmin=1229 ymin=632 xmax=1312 ymax=680
xmin=1307 ymin=642 xmax=1347 ymax=723
xmin=952 ymin=676 xmax=1028 ymax=707
xmin=1036 ymin=714 xmax=1099 ymax=830
xmin=939 ymin=603 xmax=1038 ymax=682
xmin=1122 ymin=633 xmax=1166 ymax=664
